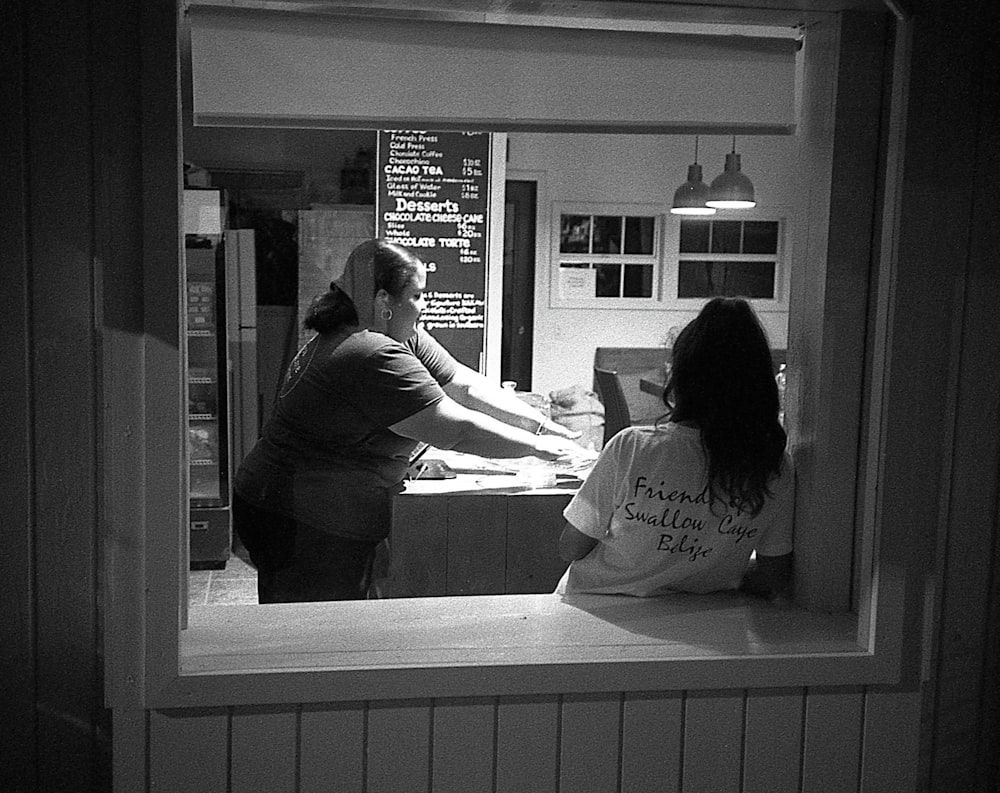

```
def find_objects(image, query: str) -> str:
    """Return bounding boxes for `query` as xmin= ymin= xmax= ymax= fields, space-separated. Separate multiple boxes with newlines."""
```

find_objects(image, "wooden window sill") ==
xmin=161 ymin=592 xmax=886 ymax=709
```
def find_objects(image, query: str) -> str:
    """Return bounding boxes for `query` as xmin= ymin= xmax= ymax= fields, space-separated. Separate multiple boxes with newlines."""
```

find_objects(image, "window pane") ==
xmin=679 ymin=219 xmax=710 ymax=253
xmin=677 ymin=260 xmax=775 ymax=298
xmin=743 ymin=221 xmax=779 ymax=254
xmin=624 ymin=216 xmax=655 ymax=254
xmin=591 ymin=216 xmax=622 ymax=253
xmin=560 ymin=215 xmax=591 ymax=253
xmin=595 ymin=263 xmax=622 ymax=297
xmin=622 ymin=264 xmax=653 ymax=297
xmin=710 ymin=221 xmax=741 ymax=253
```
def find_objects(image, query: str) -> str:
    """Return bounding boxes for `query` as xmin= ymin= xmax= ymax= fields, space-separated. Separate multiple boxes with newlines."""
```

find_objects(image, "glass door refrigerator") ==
xmin=185 ymin=229 xmax=231 ymax=568
xmin=183 ymin=190 xmax=258 ymax=569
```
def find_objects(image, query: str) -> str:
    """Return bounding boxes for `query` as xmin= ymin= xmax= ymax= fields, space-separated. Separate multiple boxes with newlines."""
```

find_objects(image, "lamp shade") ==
xmin=670 ymin=163 xmax=716 ymax=215
xmin=706 ymin=152 xmax=756 ymax=208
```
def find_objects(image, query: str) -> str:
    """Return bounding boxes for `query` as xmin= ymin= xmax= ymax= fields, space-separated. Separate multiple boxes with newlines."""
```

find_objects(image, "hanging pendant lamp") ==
xmin=670 ymin=136 xmax=716 ymax=215
xmin=706 ymin=136 xmax=756 ymax=209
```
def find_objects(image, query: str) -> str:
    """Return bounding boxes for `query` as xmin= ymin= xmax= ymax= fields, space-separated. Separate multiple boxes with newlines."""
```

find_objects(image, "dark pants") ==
xmin=232 ymin=491 xmax=380 ymax=603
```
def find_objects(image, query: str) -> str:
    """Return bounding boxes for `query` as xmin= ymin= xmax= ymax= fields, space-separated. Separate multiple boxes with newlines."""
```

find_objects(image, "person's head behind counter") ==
xmin=308 ymin=238 xmax=427 ymax=342
xmin=232 ymin=238 xmax=591 ymax=604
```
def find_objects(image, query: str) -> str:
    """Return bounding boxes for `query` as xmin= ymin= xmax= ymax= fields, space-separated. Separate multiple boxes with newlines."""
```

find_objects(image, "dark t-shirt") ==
xmin=234 ymin=327 xmax=457 ymax=539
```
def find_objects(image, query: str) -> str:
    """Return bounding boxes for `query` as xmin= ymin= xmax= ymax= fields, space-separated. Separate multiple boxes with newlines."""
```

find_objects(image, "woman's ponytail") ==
xmin=303 ymin=283 xmax=359 ymax=333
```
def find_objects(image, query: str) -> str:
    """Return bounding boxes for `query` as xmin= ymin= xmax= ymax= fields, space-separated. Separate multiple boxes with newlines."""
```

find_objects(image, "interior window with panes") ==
xmin=676 ymin=218 xmax=781 ymax=299
xmin=553 ymin=209 xmax=660 ymax=306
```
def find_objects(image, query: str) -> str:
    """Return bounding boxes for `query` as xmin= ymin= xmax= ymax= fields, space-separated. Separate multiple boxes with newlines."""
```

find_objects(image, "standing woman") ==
xmin=235 ymin=238 xmax=586 ymax=603
xmin=556 ymin=297 xmax=794 ymax=600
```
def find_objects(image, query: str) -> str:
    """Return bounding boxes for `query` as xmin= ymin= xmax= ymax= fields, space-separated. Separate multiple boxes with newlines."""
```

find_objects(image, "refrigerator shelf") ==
xmin=191 ymin=498 xmax=226 ymax=509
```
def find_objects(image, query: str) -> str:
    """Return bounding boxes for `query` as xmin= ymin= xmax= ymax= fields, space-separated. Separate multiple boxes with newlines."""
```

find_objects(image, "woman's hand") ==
xmin=531 ymin=434 xmax=597 ymax=464
xmin=739 ymin=552 xmax=793 ymax=602
xmin=535 ymin=418 xmax=582 ymax=440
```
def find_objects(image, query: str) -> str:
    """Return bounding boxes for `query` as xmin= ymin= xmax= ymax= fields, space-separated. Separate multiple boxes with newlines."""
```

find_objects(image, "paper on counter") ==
xmin=416 ymin=447 xmax=596 ymax=480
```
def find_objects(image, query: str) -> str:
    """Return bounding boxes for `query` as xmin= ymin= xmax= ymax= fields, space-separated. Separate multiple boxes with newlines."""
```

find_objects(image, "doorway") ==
xmin=501 ymin=180 xmax=537 ymax=389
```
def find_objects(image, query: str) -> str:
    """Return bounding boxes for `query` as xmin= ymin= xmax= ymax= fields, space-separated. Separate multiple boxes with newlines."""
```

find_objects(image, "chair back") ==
xmin=594 ymin=367 xmax=632 ymax=447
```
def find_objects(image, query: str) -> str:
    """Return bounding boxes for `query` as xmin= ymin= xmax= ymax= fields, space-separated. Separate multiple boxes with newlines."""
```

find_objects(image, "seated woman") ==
xmin=556 ymin=297 xmax=793 ymax=601
xmin=234 ymin=238 xmax=590 ymax=604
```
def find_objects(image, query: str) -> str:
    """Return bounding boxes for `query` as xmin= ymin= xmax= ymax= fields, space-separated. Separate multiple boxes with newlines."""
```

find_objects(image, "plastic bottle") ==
xmin=775 ymin=363 xmax=787 ymax=426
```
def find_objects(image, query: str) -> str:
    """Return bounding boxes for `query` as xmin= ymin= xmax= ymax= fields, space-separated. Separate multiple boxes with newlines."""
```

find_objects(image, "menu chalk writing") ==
xmin=377 ymin=130 xmax=491 ymax=370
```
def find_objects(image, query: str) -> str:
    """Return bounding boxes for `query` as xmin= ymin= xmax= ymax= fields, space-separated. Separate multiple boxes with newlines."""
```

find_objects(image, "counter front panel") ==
xmin=382 ymin=458 xmax=579 ymax=597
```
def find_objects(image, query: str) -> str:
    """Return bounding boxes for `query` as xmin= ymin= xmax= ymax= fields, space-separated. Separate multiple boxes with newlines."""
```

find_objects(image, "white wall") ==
xmin=508 ymin=132 xmax=800 ymax=396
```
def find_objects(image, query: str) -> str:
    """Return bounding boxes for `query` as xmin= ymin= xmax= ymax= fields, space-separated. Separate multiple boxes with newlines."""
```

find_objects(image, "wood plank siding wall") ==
xmin=4 ymin=1 xmax=999 ymax=792
xmin=136 ymin=687 xmax=915 ymax=793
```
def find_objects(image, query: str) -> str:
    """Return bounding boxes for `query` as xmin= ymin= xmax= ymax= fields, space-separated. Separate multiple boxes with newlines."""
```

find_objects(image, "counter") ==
xmin=379 ymin=452 xmax=584 ymax=598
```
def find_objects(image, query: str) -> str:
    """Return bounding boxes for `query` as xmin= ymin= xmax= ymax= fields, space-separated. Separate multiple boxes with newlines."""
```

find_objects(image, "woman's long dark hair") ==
xmin=304 ymin=239 xmax=422 ymax=334
xmin=663 ymin=297 xmax=786 ymax=516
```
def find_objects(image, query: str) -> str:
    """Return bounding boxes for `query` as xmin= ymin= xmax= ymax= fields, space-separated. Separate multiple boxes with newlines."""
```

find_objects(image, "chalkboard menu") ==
xmin=376 ymin=130 xmax=491 ymax=371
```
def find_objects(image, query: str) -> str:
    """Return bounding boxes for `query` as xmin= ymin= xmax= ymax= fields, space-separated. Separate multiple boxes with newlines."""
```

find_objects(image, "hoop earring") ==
xmin=381 ymin=308 xmax=393 ymax=321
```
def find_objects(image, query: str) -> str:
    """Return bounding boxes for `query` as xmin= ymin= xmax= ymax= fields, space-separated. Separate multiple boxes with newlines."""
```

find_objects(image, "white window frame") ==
xmin=548 ymin=202 xmax=665 ymax=310
xmin=102 ymin=7 xmax=913 ymax=713
xmin=661 ymin=209 xmax=791 ymax=313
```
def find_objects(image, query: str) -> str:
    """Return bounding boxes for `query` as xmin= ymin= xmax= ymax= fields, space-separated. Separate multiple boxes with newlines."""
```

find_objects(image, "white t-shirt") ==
xmin=556 ymin=423 xmax=794 ymax=597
